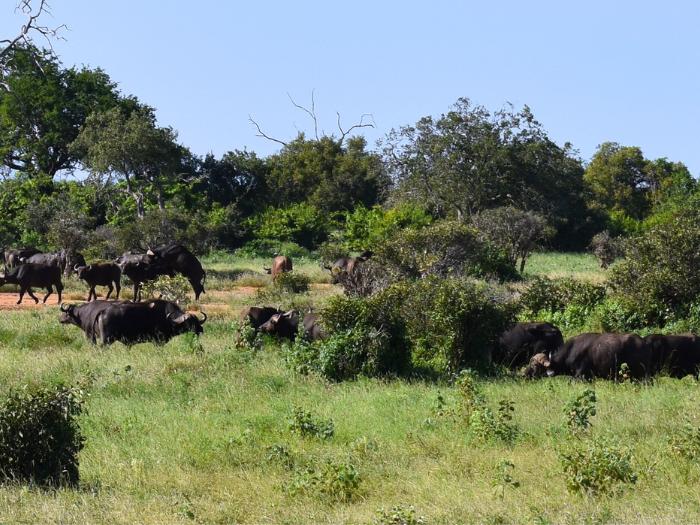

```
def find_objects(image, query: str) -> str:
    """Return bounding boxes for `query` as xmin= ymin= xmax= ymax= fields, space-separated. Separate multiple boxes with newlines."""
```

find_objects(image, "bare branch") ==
xmin=337 ymin=112 xmax=375 ymax=145
xmin=287 ymin=90 xmax=319 ymax=140
xmin=0 ymin=0 xmax=66 ymax=62
xmin=248 ymin=115 xmax=288 ymax=147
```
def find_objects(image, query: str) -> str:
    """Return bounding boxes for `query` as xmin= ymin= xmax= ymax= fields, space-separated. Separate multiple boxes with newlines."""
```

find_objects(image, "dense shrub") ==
xmin=287 ymin=459 xmax=361 ymax=502
xmin=519 ymin=277 xmax=606 ymax=315
xmin=234 ymin=239 xmax=311 ymax=259
xmin=375 ymin=220 xmax=518 ymax=282
xmin=335 ymin=259 xmax=391 ymax=298
xmin=0 ymin=384 xmax=85 ymax=486
xmin=141 ymin=274 xmax=192 ymax=303
xmin=589 ymin=230 xmax=624 ymax=269
xmin=288 ymin=407 xmax=334 ymax=440
xmin=245 ymin=203 xmax=336 ymax=249
xmin=560 ymin=438 xmax=637 ymax=496
xmin=343 ymin=203 xmax=433 ymax=251
xmin=272 ymin=272 xmax=310 ymax=294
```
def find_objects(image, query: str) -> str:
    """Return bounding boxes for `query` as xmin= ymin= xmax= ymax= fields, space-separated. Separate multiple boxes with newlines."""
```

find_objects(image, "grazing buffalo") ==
xmin=645 ymin=334 xmax=700 ymax=378
xmin=59 ymin=300 xmax=126 ymax=343
xmin=496 ymin=322 xmax=564 ymax=368
xmin=65 ymin=252 xmax=86 ymax=276
xmin=326 ymin=251 xmax=373 ymax=284
xmin=0 ymin=263 xmax=63 ymax=304
xmin=259 ymin=310 xmax=300 ymax=340
xmin=95 ymin=299 xmax=207 ymax=346
xmin=546 ymin=332 xmax=651 ymax=380
xmin=116 ymin=252 xmax=174 ymax=302
xmin=264 ymin=255 xmax=293 ymax=279
xmin=75 ymin=263 xmax=122 ymax=301
xmin=146 ymin=244 xmax=206 ymax=300
xmin=240 ymin=306 xmax=282 ymax=330
xmin=4 ymin=247 xmax=40 ymax=269
xmin=523 ymin=353 xmax=551 ymax=379
xmin=302 ymin=312 xmax=326 ymax=341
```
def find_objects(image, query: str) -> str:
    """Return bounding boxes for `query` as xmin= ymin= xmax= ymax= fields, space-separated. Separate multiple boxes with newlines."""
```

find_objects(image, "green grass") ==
xmin=523 ymin=252 xmax=606 ymax=283
xmin=0 ymin=253 xmax=697 ymax=523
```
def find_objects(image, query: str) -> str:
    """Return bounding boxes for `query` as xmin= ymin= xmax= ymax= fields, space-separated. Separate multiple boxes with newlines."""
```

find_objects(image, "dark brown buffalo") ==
xmin=264 ymin=255 xmax=293 ymax=279
xmin=546 ymin=332 xmax=651 ymax=380
xmin=326 ymin=251 xmax=373 ymax=284
xmin=59 ymin=300 xmax=126 ymax=343
xmin=0 ymin=263 xmax=63 ymax=304
xmin=302 ymin=312 xmax=326 ymax=341
xmin=146 ymin=244 xmax=206 ymax=300
xmin=645 ymin=334 xmax=700 ymax=378
xmin=496 ymin=322 xmax=564 ymax=368
xmin=4 ymin=247 xmax=40 ymax=269
xmin=259 ymin=310 xmax=299 ymax=340
xmin=240 ymin=306 xmax=282 ymax=329
xmin=116 ymin=252 xmax=174 ymax=302
xmin=75 ymin=263 xmax=122 ymax=301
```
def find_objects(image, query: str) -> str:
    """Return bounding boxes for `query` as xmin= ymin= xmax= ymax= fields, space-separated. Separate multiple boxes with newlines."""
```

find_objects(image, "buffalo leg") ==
xmin=56 ymin=284 xmax=62 ymax=304
xmin=114 ymin=281 xmax=121 ymax=300
xmin=105 ymin=284 xmax=113 ymax=300
xmin=25 ymin=287 xmax=39 ymax=304
xmin=42 ymin=286 xmax=53 ymax=304
xmin=88 ymin=287 xmax=96 ymax=301
xmin=133 ymin=282 xmax=140 ymax=302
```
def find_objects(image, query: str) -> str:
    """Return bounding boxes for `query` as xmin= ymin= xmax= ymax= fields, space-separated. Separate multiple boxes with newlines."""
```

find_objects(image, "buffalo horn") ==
xmin=147 ymin=249 xmax=155 ymax=256
xmin=59 ymin=303 xmax=70 ymax=312
xmin=198 ymin=311 xmax=207 ymax=324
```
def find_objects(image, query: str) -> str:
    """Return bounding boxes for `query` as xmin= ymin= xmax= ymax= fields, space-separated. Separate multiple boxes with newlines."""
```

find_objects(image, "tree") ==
xmin=0 ymin=46 xmax=120 ymax=182
xmin=72 ymin=106 xmax=191 ymax=219
xmin=471 ymin=207 xmax=553 ymax=273
xmin=0 ymin=0 xmax=65 ymax=65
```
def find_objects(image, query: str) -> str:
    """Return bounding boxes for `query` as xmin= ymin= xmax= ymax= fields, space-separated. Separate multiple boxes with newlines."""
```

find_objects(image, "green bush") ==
xmin=234 ymin=239 xmax=311 ymax=259
xmin=272 ymin=272 xmax=310 ymax=294
xmin=560 ymin=438 xmax=637 ymax=496
xmin=564 ymin=389 xmax=596 ymax=434
xmin=343 ymin=203 xmax=433 ymax=251
xmin=0 ymin=384 xmax=85 ymax=486
xmin=373 ymin=505 xmax=427 ymax=525
xmin=288 ymin=407 xmax=334 ymax=440
xmin=245 ymin=203 xmax=336 ymax=249
xmin=520 ymin=277 xmax=606 ymax=316
xmin=288 ymin=459 xmax=361 ymax=502
xmin=140 ymin=274 xmax=192 ymax=304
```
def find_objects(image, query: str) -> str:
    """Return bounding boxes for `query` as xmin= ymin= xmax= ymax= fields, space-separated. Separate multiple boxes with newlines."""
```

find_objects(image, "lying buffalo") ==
xmin=326 ymin=251 xmax=373 ymax=284
xmin=241 ymin=306 xmax=323 ymax=341
xmin=240 ymin=306 xmax=282 ymax=329
xmin=523 ymin=353 xmax=551 ymax=379
xmin=59 ymin=300 xmax=126 ymax=343
xmin=645 ymin=334 xmax=700 ymax=378
xmin=116 ymin=252 xmax=174 ymax=302
xmin=146 ymin=244 xmax=206 ymax=300
xmin=545 ymin=332 xmax=651 ymax=380
xmin=95 ymin=299 xmax=207 ymax=345
xmin=264 ymin=255 xmax=293 ymax=279
xmin=75 ymin=263 xmax=122 ymax=301
xmin=0 ymin=263 xmax=63 ymax=304
xmin=496 ymin=322 xmax=563 ymax=368
xmin=259 ymin=310 xmax=299 ymax=340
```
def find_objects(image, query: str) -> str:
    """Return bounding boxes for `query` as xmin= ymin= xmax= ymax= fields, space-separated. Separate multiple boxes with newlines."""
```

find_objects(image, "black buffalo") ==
xmin=75 ymin=263 xmax=122 ymax=301
xmin=24 ymin=250 xmax=68 ymax=273
xmin=545 ymin=332 xmax=651 ymax=380
xmin=259 ymin=310 xmax=299 ymax=340
xmin=116 ymin=252 xmax=174 ymax=302
xmin=240 ymin=306 xmax=282 ymax=330
xmin=523 ymin=353 xmax=551 ymax=379
xmin=0 ymin=263 xmax=63 ymax=304
xmin=4 ymin=247 xmax=40 ymax=269
xmin=645 ymin=334 xmax=700 ymax=378
xmin=146 ymin=244 xmax=206 ymax=300
xmin=496 ymin=322 xmax=564 ymax=368
xmin=95 ymin=299 xmax=207 ymax=345
xmin=302 ymin=312 xmax=326 ymax=341
xmin=59 ymin=300 xmax=126 ymax=343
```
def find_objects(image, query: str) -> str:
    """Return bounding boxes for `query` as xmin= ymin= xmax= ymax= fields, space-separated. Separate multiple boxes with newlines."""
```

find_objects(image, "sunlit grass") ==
xmin=523 ymin=252 xmax=607 ymax=283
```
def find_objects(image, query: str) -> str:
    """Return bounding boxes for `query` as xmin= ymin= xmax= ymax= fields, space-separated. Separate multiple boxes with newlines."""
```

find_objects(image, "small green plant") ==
xmin=492 ymin=459 xmax=520 ymax=500
xmin=288 ymin=459 xmax=361 ymax=502
xmin=266 ymin=443 xmax=295 ymax=469
xmin=0 ymin=383 xmax=85 ymax=486
xmin=456 ymin=369 xmax=484 ymax=419
xmin=273 ymin=271 xmax=310 ymax=294
xmin=288 ymin=407 xmax=334 ymax=440
xmin=233 ymin=319 xmax=263 ymax=351
xmin=565 ymin=389 xmax=597 ymax=434
xmin=618 ymin=363 xmax=631 ymax=382
xmin=669 ymin=421 xmax=700 ymax=460
xmin=373 ymin=504 xmax=427 ymax=525
xmin=560 ymin=437 xmax=637 ymax=496
xmin=141 ymin=274 xmax=192 ymax=304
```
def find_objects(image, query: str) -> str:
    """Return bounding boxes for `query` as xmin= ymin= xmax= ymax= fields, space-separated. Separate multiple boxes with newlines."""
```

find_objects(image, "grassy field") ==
xmin=523 ymin=252 xmax=605 ymax=283
xmin=0 ymin=253 xmax=698 ymax=524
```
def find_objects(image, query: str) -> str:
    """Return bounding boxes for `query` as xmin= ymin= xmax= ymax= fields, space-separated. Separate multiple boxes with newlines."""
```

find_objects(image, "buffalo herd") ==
xmin=2 ymin=244 xmax=700 ymax=380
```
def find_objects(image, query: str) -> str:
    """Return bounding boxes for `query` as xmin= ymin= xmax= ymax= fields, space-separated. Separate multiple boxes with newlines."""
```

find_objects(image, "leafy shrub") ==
xmin=610 ymin=196 xmax=700 ymax=324
xmin=565 ymin=390 xmax=596 ymax=434
xmin=316 ymin=241 xmax=348 ymax=269
xmin=335 ymin=258 xmax=392 ymax=298
xmin=0 ymin=384 xmax=85 ymax=486
xmin=245 ymin=203 xmax=336 ymax=249
xmin=375 ymin=220 xmax=517 ymax=282
xmin=560 ymin=438 xmax=637 ymax=496
xmin=343 ymin=203 xmax=433 ymax=251
xmin=288 ymin=459 xmax=361 ymax=502
xmin=669 ymin=421 xmax=700 ymax=460
xmin=266 ymin=443 xmax=295 ymax=469
xmin=492 ymin=460 xmax=520 ymax=500
xmin=234 ymin=239 xmax=311 ymax=259
xmin=472 ymin=206 xmax=554 ymax=273
xmin=140 ymin=274 xmax=192 ymax=304
xmin=272 ymin=272 xmax=310 ymax=294
xmin=520 ymin=277 xmax=606 ymax=315
xmin=288 ymin=407 xmax=334 ymax=440
xmin=589 ymin=230 xmax=623 ymax=269
xmin=373 ymin=505 xmax=427 ymax=525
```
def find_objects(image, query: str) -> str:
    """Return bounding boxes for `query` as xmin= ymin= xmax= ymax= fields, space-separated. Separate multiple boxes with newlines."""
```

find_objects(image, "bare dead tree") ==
xmin=249 ymin=91 xmax=375 ymax=148
xmin=1 ymin=0 xmax=67 ymax=62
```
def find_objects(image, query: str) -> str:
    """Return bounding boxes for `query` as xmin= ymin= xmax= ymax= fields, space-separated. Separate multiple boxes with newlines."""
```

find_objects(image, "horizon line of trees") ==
xmin=1 ymin=43 xmax=697 ymax=261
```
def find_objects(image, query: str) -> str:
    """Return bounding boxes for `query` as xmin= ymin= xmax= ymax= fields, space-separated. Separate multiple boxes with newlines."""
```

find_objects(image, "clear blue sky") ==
xmin=3 ymin=0 xmax=700 ymax=174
